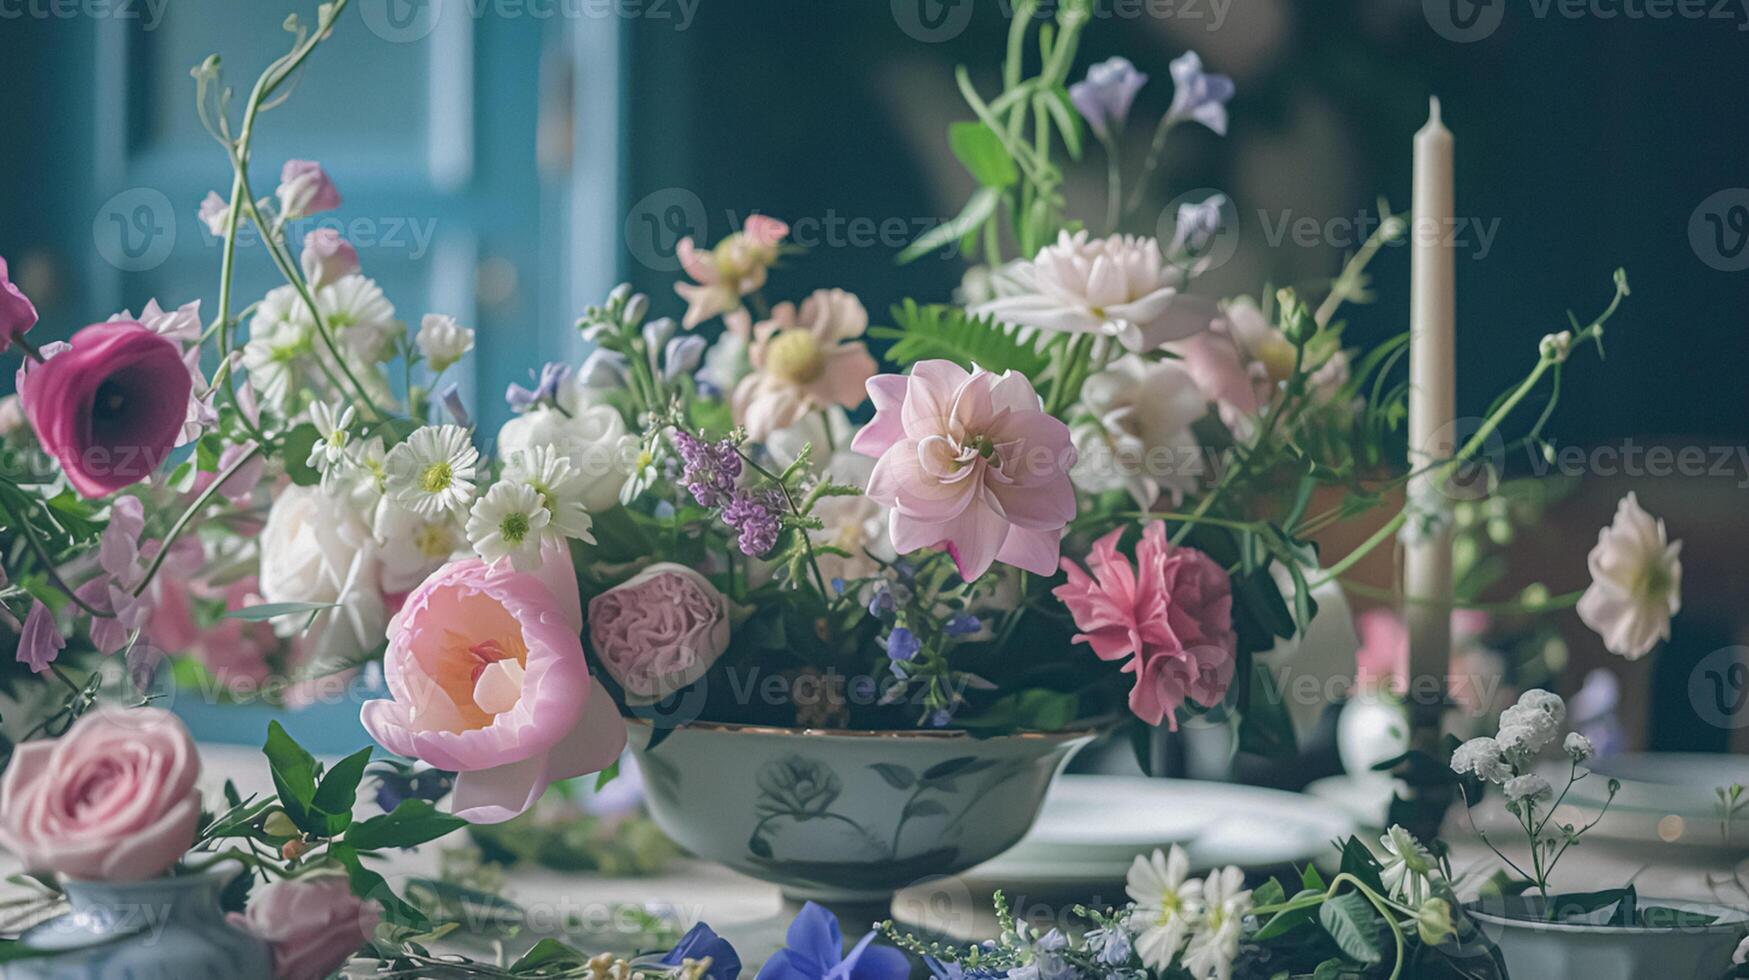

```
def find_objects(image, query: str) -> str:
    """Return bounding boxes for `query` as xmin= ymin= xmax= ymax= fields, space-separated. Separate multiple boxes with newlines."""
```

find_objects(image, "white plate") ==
xmin=970 ymin=775 xmax=1356 ymax=886
xmin=1551 ymin=753 xmax=1749 ymax=856
xmin=1305 ymin=774 xmax=1399 ymax=829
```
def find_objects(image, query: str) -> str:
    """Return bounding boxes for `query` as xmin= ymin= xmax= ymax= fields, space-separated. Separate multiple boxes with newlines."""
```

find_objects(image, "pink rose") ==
xmin=19 ymin=321 xmax=193 ymax=498
xmin=0 ymin=706 xmax=201 ymax=880
xmin=588 ymin=562 xmax=731 ymax=704
xmin=854 ymin=360 xmax=1077 ymax=581
xmin=228 ymin=875 xmax=380 ymax=980
xmin=1053 ymin=520 xmax=1237 ymax=729
xmin=299 ymin=228 xmax=360 ymax=289
xmin=0 ymin=255 xmax=38 ymax=354
xmin=361 ymin=541 xmax=625 ymax=823
xmin=275 ymin=159 xmax=341 ymax=219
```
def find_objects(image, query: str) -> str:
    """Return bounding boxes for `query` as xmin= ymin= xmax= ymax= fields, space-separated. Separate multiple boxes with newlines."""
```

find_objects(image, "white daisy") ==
xmin=504 ymin=444 xmax=595 ymax=543
xmin=316 ymin=274 xmax=399 ymax=363
xmin=241 ymin=285 xmax=315 ymax=410
xmin=307 ymin=401 xmax=356 ymax=468
xmin=416 ymin=313 xmax=475 ymax=373
xmin=467 ymin=481 xmax=551 ymax=570
xmin=384 ymin=425 xmax=480 ymax=518
xmin=1179 ymin=866 xmax=1250 ymax=980
xmin=1378 ymin=825 xmax=1436 ymax=906
xmin=1125 ymin=846 xmax=1202 ymax=970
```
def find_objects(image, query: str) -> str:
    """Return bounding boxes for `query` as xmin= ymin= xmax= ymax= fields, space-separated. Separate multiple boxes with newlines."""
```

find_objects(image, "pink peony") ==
xmin=674 ymin=215 xmax=788 ymax=329
xmin=0 ymin=255 xmax=38 ymax=354
xmin=1052 ymin=521 xmax=1236 ymax=729
xmin=275 ymin=159 xmax=341 ymax=219
xmin=19 ymin=321 xmax=193 ymax=498
xmin=853 ymin=360 xmax=1076 ymax=581
xmin=732 ymin=288 xmax=878 ymax=441
xmin=588 ymin=562 xmax=731 ymax=705
xmin=228 ymin=875 xmax=380 ymax=980
xmin=0 ymin=706 xmax=201 ymax=880
xmin=299 ymin=228 xmax=360 ymax=289
xmin=361 ymin=541 xmax=625 ymax=823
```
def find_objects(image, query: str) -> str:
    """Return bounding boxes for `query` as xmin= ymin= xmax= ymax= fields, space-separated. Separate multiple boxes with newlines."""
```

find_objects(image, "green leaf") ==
xmin=310 ymin=746 xmax=374 ymax=836
xmin=870 ymin=300 xmax=1051 ymax=376
xmin=1337 ymin=835 xmax=1386 ymax=896
xmin=897 ymin=187 xmax=1000 ymax=264
xmin=1038 ymin=86 xmax=1083 ymax=160
xmin=1318 ymin=892 xmax=1383 ymax=964
xmin=948 ymin=121 xmax=1019 ymax=188
xmin=281 ymin=423 xmax=323 ymax=486
xmin=594 ymin=759 xmax=621 ymax=792
xmin=346 ymin=799 xmax=468 ymax=851
xmin=263 ymin=721 xmax=319 ymax=834
xmin=509 ymin=938 xmax=592 ymax=973
xmin=331 ymin=843 xmax=429 ymax=930
xmin=222 ymin=600 xmax=339 ymax=622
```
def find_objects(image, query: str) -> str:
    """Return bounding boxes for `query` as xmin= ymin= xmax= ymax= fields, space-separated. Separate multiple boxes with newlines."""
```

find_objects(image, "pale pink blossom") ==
xmin=197 ymin=191 xmax=231 ymax=237
xmin=1577 ymin=492 xmax=1682 ymax=659
xmin=588 ymin=562 xmax=731 ymax=704
xmin=275 ymin=159 xmax=341 ymax=219
xmin=16 ymin=601 xmax=63 ymax=674
xmin=229 ymin=875 xmax=379 ymax=980
xmin=974 ymin=230 xmax=1218 ymax=353
xmin=853 ymin=360 xmax=1076 ymax=581
xmin=361 ymin=541 xmax=625 ymax=823
xmin=300 ymin=229 xmax=360 ymax=289
xmin=731 ymin=288 xmax=877 ymax=441
xmin=1169 ymin=297 xmax=1349 ymax=435
xmin=1352 ymin=607 xmax=1505 ymax=717
xmin=673 ymin=215 xmax=787 ymax=329
xmin=1052 ymin=521 xmax=1236 ymax=729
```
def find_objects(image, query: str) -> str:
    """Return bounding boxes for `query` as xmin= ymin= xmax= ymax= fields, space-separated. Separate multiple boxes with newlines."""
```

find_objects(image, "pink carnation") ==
xmin=1052 ymin=520 xmax=1237 ymax=729
xmin=588 ymin=562 xmax=731 ymax=705
xmin=853 ymin=360 xmax=1076 ymax=581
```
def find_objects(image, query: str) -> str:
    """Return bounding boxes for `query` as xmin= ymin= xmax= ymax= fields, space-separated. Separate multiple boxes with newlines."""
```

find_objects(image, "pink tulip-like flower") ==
xmin=731 ymin=288 xmax=878 ymax=441
xmin=674 ymin=215 xmax=788 ymax=329
xmin=0 ymin=255 xmax=38 ymax=354
xmin=228 ymin=875 xmax=380 ymax=980
xmin=853 ymin=360 xmax=1076 ymax=581
xmin=276 ymin=159 xmax=341 ymax=219
xmin=0 ymin=705 xmax=201 ymax=880
xmin=1053 ymin=521 xmax=1236 ymax=729
xmin=1577 ymin=492 xmax=1682 ymax=660
xmin=588 ymin=562 xmax=731 ymax=705
xmin=299 ymin=228 xmax=360 ymax=289
xmin=16 ymin=601 xmax=63 ymax=673
xmin=361 ymin=541 xmax=625 ymax=823
xmin=19 ymin=321 xmax=192 ymax=498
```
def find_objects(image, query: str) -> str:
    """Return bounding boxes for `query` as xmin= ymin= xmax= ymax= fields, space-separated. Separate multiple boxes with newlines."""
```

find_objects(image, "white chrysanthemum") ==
xmin=973 ymin=230 xmax=1219 ymax=353
xmin=504 ymin=444 xmax=595 ymax=543
xmin=242 ymin=285 xmax=315 ymax=410
xmin=1124 ymin=846 xmax=1202 ymax=971
xmin=1577 ymin=492 xmax=1682 ymax=660
xmin=417 ymin=313 xmax=475 ymax=373
xmin=1563 ymin=732 xmax=1594 ymax=763
xmin=467 ymin=481 xmax=551 ymax=571
xmin=1180 ymin=865 xmax=1249 ymax=980
xmin=1504 ymin=773 xmax=1553 ymax=804
xmin=383 ymin=425 xmax=480 ymax=518
xmin=1378 ymin=825 xmax=1435 ymax=906
xmin=1071 ymin=355 xmax=1208 ymax=506
xmin=1450 ymin=736 xmax=1511 ymax=784
xmin=316 ymin=274 xmax=399 ymax=363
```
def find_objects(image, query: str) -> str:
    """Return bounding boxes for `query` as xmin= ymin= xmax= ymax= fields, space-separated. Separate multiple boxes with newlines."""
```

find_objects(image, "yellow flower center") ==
xmin=420 ymin=461 xmax=453 ymax=493
xmin=414 ymin=522 xmax=452 ymax=559
xmin=1155 ymin=892 xmax=1181 ymax=926
xmin=500 ymin=511 xmax=530 ymax=544
xmin=767 ymin=330 xmax=826 ymax=385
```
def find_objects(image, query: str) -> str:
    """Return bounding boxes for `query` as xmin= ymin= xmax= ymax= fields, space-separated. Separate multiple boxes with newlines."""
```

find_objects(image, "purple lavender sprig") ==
xmin=722 ymin=486 xmax=783 ymax=557
xmin=673 ymin=430 xmax=742 ymax=508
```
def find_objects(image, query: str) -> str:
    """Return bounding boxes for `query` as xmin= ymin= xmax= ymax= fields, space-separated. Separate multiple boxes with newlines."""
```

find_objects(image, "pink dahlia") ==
xmin=853 ymin=360 xmax=1076 ymax=581
xmin=1053 ymin=520 xmax=1236 ymax=728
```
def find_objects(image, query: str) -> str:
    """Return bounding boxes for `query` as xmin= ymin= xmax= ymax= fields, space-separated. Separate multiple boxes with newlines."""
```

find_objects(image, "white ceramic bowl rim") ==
xmin=1465 ymin=899 xmax=1749 ymax=935
xmin=624 ymin=716 xmax=1109 ymax=741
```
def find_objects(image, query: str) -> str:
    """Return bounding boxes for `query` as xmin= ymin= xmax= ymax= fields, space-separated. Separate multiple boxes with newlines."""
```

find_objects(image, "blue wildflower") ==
xmin=1069 ymin=56 xmax=1148 ymax=141
xmin=943 ymin=613 xmax=981 ymax=637
xmin=1165 ymin=51 xmax=1235 ymax=136
xmin=661 ymin=922 xmax=742 ymax=980
xmin=755 ymin=902 xmax=908 ymax=980
xmin=884 ymin=627 xmax=921 ymax=662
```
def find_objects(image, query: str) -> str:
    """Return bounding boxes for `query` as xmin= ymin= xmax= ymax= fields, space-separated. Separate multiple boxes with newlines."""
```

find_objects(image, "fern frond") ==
xmin=870 ymin=300 xmax=1051 ymax=377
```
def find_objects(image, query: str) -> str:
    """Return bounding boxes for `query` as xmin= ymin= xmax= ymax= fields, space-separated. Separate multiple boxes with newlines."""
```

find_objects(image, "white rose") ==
xmin=1070 ymin=355 xmax=1207 ymax=507
xmin=259 ymin=485 xmax=385 ymax=661
xmin=416 ymin=314 xmax=475 ymax=372
xmin=495 ymin=403 xmax=636 ymax=513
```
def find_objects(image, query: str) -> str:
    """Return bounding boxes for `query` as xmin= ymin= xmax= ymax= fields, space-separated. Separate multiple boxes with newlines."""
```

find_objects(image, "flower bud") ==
xmin=1417 ymin=897 xmax=1455 ymax=946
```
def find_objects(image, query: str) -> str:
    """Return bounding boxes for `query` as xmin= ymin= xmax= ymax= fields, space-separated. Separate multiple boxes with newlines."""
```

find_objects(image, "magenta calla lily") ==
xmin=361 ymin=541 xmax=625 ymax=823
xmin=19 ymin=320 xmax=193 ymax=499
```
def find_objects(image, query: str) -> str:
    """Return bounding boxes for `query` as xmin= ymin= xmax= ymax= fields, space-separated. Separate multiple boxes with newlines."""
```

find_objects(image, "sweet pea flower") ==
xmin=588 ymin=562 xmax=731 ymax=705
xmin=228 ymin=875 xmax=380 ymax=980
xmin=754 ymin=902 xmax=908 ymax=980
xmin=16 ymin=601 xmax=63 ymax=674
xmin=732 ymin=288 xmax=878 ymax=441
xmin=1069 ymin=56 xmax=1148 ymax=141
xmin=417 ymin=313 xmax=476 ymax=373
xmin=1164 ymin=51 xmax=1235 ymax=136
xmin=197 ymin=191 xmax=232 ymax=237
xmin=974 ymin=231 xmax=1220 ymax=354
xmin=275 ymin=159 xmax=341 ymax=219
xmin=1577 ymin=492 xmax=1682 ymax=659
xmin=1053 ymin=520 xmax=1236 ymax=729
xmin=19 ymin=321 xmax=193 ymax=498
xmin=0 ymin=255 xmax=39 ymax=354
xmin=675 ymin=215 xmax=788 ymax=329
xmin=300 ymin=228 xmax=360 ymax=289
xmin=361 ymin=541 xmax=626 ymax=823
xmin=0 ymin=706 xmax=201 ymax=881
xmin=853 ymin=361 xmax=1077 ymax=582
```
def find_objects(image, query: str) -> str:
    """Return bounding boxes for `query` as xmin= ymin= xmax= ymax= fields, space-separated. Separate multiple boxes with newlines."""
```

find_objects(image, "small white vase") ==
xmin=1466 ymin=898 xmax=1748 ymax=980
xmin=1336 ymin=690 xmax=1409 ymax=781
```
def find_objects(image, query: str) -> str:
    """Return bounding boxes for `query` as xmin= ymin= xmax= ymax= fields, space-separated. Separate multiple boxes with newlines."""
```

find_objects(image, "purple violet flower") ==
xmin=1069 ymin=56 xmax=1148 ymax=142
xmin=753 ymin=902 xmax=908 ymax=980
xmin=943 ymin=613 xmax=981 ymax=637
xmin=1165 ymin=52 xmax=1235 ymax=136
xmin=884 ymin=627 xmax=921 ymax=661
xmin=505 ymin=361 xmax=572 ymax=413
